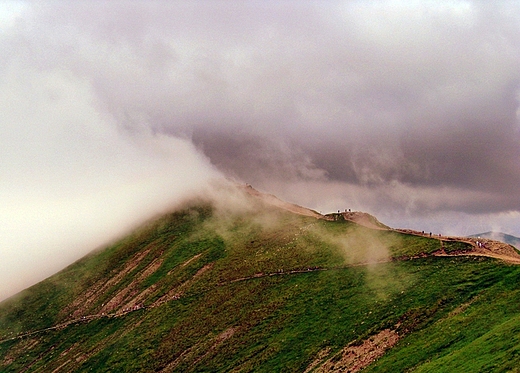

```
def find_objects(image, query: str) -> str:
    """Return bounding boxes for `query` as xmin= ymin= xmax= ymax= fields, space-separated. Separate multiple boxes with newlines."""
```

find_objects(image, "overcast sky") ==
xmin=1 ymin=0 xmax=520 ymax=300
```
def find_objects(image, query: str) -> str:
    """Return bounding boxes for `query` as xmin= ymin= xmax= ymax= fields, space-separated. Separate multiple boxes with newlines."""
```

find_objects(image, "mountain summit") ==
xmin=1 ymin=185 xmax=520 ymax=372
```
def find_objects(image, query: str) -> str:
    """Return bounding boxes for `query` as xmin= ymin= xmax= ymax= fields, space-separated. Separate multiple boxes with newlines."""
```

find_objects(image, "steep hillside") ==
xmin=1 ymin=188 xmax=520 ymax=372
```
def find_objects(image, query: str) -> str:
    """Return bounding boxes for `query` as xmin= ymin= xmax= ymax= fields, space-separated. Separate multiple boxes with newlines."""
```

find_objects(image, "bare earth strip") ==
xmin=60 ymin=248 xmax=152 ymax=319
xmin=308 ymin=329 xmax=400 ymax=373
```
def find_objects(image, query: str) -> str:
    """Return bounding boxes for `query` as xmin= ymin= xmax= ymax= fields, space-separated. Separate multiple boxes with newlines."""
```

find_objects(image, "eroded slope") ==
xmin=1 ymin=190 xmax=520 ymax=372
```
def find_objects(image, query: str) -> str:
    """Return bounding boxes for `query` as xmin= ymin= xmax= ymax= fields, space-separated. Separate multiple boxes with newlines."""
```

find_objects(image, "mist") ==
xmin=1 ymin=1 xmax=520 ymax=300
xmin=0 ymin=73 xmax=221 ymax=299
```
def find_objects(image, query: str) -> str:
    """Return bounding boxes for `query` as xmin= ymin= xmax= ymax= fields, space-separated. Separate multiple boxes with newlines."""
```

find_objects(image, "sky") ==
xmin=1 ymin=0 xmax=520 ymax=300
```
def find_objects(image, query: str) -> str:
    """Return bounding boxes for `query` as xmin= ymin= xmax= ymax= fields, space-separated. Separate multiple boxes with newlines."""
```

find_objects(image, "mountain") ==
xmin=469 ymin=231 xmax=520 ymax=249
xmin=2 ymin=185 xmax=520 ymax=372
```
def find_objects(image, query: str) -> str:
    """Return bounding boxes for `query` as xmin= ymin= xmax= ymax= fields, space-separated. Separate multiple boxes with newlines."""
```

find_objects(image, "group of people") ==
xmin=422 ymin=231 xmax=441 ymax=237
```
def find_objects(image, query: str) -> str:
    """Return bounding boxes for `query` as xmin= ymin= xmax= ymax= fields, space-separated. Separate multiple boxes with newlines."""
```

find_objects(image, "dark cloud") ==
xmin=6 ymin=1 xmax=520 ymax=201
xmin=1 ymin=1 xmax=520 ymax=299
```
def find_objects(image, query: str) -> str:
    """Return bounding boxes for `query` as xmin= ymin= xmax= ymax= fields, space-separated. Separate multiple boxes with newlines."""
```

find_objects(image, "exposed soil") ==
xmin=2 ymin=338 xmax=39 ymax=366
xmin=153 ymin=262 xmax=214 ymax=307
xmin=60 ymin=248 xmax=152 ymax=319
xmin=181 ymin=253 xmax=202 ymax=267
xmin=309 ymin=328 xmax=400 ymax=373
xmin=303 ymin=347 xmax=331 ymax=373
xmin=160 ymin=326 xmax=237 ymax=372
xmin=192 ymin=327 xmax=237 ymax=366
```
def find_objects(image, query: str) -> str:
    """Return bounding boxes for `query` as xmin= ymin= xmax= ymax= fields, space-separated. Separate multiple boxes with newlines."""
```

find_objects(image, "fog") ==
xmin=1 ymin=1 xmax=520 ymax=300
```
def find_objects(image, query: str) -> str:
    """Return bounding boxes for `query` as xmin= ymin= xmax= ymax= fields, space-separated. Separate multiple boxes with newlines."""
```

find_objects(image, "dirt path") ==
xmin=393 ymin=228 xmax=520 ymax=264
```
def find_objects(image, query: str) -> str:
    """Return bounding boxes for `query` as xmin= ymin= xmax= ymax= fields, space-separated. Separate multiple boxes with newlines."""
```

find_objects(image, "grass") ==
xmin=1 ymin=198 xmax=520 ymax=372
xmin=365 ymin=259 xmax=520 ymax=372
xmin=443 ymin=239 xmax=473 ymax=253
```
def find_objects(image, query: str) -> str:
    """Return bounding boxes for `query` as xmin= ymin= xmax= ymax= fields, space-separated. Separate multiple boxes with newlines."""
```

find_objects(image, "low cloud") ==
xmin=0 ymin=58 xmax=220 ymax=300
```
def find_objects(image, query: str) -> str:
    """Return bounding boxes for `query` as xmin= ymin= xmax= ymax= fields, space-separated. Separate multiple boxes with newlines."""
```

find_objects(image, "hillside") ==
xmin=1 ymin=186 xmax=520 ymax=372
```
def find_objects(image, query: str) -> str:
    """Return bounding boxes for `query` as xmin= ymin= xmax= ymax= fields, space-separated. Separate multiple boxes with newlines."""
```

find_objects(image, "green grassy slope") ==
xmin=1 ymin=193 xmax=519 ymax=372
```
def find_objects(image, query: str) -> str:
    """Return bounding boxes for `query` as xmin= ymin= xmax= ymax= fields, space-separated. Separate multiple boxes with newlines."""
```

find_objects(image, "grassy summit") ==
xmin=1 ymin=187 xmax=520 ymax=372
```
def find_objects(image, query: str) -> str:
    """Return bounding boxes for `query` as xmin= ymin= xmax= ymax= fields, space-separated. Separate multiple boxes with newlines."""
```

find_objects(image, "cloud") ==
xmin=0 ymin=27 xmax=220 ymax=299
xmin=1 ymin=1 xmax=520 ymax=298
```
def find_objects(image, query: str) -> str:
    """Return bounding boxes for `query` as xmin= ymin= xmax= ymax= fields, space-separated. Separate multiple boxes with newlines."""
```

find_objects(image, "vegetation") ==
xmin=1 ymin=193 xmax=520 ymax=372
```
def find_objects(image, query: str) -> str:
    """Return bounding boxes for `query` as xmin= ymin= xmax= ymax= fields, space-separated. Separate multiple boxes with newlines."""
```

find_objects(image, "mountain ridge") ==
xmin=469 ymin=231 xmax=520 ymax=249
xmin=2 ymin=185 xmax=520 ymax=372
